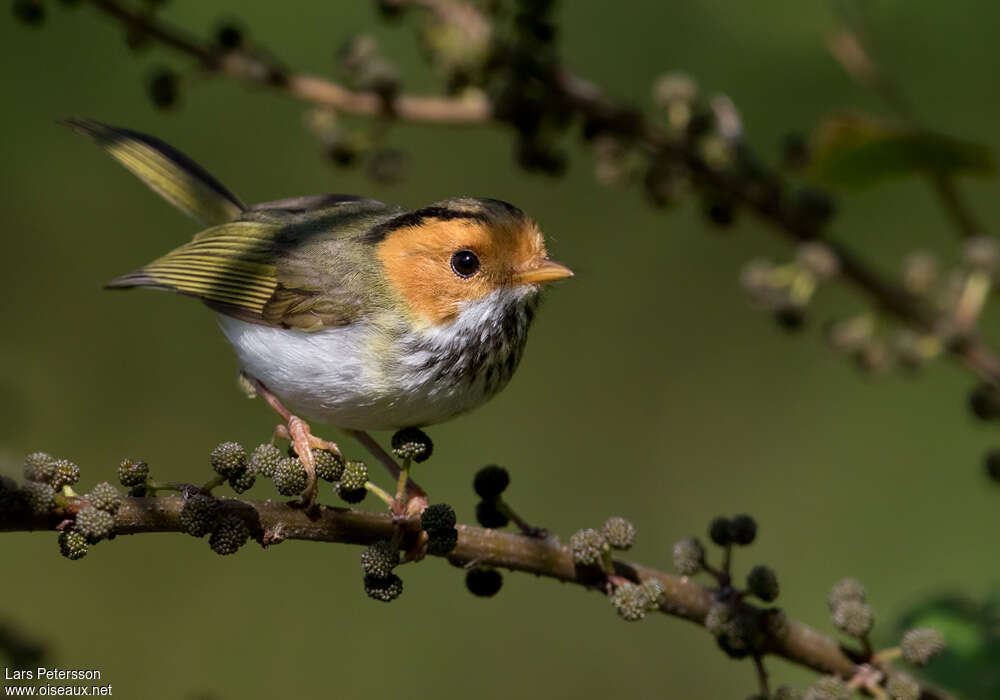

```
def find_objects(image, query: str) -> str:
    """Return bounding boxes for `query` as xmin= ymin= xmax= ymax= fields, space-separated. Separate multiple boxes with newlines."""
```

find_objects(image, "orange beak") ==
xmin=516 ymin=259 xmax=574 ymax=285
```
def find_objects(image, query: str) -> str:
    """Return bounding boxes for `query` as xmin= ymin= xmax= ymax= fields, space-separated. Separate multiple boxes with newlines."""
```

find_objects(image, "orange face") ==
xmin=376 ymin=215 xmax=572 ymax=325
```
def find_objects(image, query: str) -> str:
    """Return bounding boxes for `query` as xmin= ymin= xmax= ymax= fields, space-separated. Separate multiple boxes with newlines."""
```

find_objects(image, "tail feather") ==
xmin=64 ymin=118 xmax=246 ymax=227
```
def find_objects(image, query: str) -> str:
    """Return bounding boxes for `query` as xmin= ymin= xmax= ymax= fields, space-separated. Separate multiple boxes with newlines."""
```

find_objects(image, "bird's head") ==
xmin=373 ymin=198 xmax=572 ymax=326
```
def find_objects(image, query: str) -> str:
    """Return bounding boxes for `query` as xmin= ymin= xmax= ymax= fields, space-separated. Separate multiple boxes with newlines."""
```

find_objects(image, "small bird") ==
xmin=67 ymin=119 xmax=572 ymax=505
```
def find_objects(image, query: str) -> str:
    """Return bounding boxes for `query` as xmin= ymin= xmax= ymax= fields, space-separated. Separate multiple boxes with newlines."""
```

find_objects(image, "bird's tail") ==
xmin=63 ymin=118 xmax=247 ymax=227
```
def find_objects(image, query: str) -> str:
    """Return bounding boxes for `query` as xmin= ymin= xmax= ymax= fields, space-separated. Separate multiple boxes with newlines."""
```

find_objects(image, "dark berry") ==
xmin=209 ymin=515 xmax=249 ymax=555
xmin=58 ymin=530 xmax=88 ymax=560
xmin=215 ymin=23 xmax=243 ymax=50
xmin=149 ymin=69 xmax=179 ymax=110
xmin=426 ymin=528 xmax=458 ymax=556
xmin=708 ymin=516 xmax=731 ymax=546
xmin=475 ymin=500 xmax=509 ymax=528
xmin=986 ymin=450 xmax=1000 ymax=483
xmin=364 ymin=573 xmax=403 ymax=602
xmin=421 ymin=503 xmax=457 ymax=533
xmin=337 ymin=486 xmax=367 ymax=504
xmin=13 ymin=0 xmax=44 ymax=25
xmin=969 ymin=383 xmax=1000 ymax=420
xmin=228 ymin=469 xmax=255 ymax=494
xmin=746 ymin=565 xmax=779 ymax=602
xmin=728 ymin=514 xmax=757 ymax=545
xmin=179 ymin=494 xmax=220 ymax=537
xmin=704 ymin=199 xmax=736 ymax=227
xmin=473 ymin=465 xmax=510 ymax=500
xmin=466 ymin=567 xmax=503 ymax=597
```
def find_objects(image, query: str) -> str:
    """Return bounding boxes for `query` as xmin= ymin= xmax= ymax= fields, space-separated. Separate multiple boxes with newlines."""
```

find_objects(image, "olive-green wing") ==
xmin=106 ymin=200 xmax=402 ymax=330
xmin=65 ymin=118 xmax=246 ymax=227
xmin=106 ymin=221 xmax=287 ymax=324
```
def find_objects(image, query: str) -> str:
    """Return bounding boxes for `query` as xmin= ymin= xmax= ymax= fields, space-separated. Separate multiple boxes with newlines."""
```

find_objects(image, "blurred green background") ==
xmin=2 ymin=1 xmax=999 ymax=698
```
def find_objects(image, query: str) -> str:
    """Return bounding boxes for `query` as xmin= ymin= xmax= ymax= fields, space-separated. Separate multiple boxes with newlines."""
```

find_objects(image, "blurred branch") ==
xmin=829 ymin=0 xmax=991 ymax=240
xmin=0 ymin=494 xmax=952 ymax=700
xmin=86 ymin=0 xmax=491 ymax=123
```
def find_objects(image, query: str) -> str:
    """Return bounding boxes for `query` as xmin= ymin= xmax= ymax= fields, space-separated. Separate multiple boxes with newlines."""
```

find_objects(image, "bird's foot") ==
xmin=273 ymin=420 xmax=344 ymax=510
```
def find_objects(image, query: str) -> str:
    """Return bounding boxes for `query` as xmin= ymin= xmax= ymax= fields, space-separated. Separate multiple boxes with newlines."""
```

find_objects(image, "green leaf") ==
xmin=889 ymin=592 xmax=1000 ymax=699
xmin=809 ymin=113 xmax=995 ymax=188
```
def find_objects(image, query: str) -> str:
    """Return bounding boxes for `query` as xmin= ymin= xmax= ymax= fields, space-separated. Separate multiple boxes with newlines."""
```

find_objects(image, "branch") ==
xmin=86 ymin=0 xmax=491 ymax=124
xmin=0 ymin=495 xmax=954 ymax=700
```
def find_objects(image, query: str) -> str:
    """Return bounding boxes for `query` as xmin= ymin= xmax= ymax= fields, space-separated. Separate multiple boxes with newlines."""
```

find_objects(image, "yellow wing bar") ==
xmin=107 ymin=222 xmax=279 ymax=317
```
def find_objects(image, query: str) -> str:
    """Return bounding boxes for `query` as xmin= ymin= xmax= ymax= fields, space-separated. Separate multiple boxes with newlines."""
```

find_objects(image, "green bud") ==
xmin=58 ymin=530 xmax=88 ymax=560
xmin=88 ymin=482 xmax=121 ymax=514
xmin=179 ymin=494 xmax=220 ymax=537
xmin=885 ymin=675 xmax=920 ymax=700
xmin=118 ymin=459 xmax=148 ymax=487
xmin=610 ymin=582 xmax=650 ymax=621
xmin=249 ymin=444 xmax=282 ymax=478
xmin=804 ymin=676 xmax=849 ymax=700
xmin=569 ymin=528 xmax=608 ymax=566
xmin=339 ymin=461 xmax=368 ymax=491
xmin=360 ymin=540 xmax=398 ymax=578
xmin=273 ymin=458 xmax=307 ymax=496
xmin=50 ymin=459 xmax=80 ymax=490
xmin=900 ymin=627 xmax=945 ymax=665
xmin=601 ymin=516 xmax=635 ymax=550
xmin=75 ymin=506 xmax=114 ymax=541
xmin=832 ymin=599 xmax=873 ymax=638
xmin=209 ymin=515 xmax=249 ymax=555
xmin=773 ymin=685 xmax=803 ymax=700
xmin=828 ymin=577 xmax=866 ymax=611
xmin=390 ymin=427 xmax=433 ymax=462
xmin=640 ymin=579 xmax=664 ymax=609
xmin=746 ymin=565 xmax=779 ymax=602
xmin=23 ymin=452 xmax=55 ymax=483
xmin=314 ymin=449 xmax=345 ymax=482
xmin=672 ymin=537 xmax=705 ymax=575
xmin=22 ymin=481 xmax=56 ymax=515
xmin=210 ymin=442 xmax=247 ymax=478
xmin=364 ymin=573 xmax=403 ymax=602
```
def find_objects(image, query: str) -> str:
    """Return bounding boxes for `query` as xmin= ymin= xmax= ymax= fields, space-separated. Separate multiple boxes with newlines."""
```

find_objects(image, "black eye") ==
xmin=450 ymin=250 xmax=480 ymax=278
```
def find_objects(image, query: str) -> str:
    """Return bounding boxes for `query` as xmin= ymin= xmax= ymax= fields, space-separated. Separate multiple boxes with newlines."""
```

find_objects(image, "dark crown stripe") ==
xmin=362 ymin=207 xmax=491 ymax=244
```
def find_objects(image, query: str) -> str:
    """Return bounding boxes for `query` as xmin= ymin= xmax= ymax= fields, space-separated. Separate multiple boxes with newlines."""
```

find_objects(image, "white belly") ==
xmin=216 ymin=288 xmax=535 ymax=430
